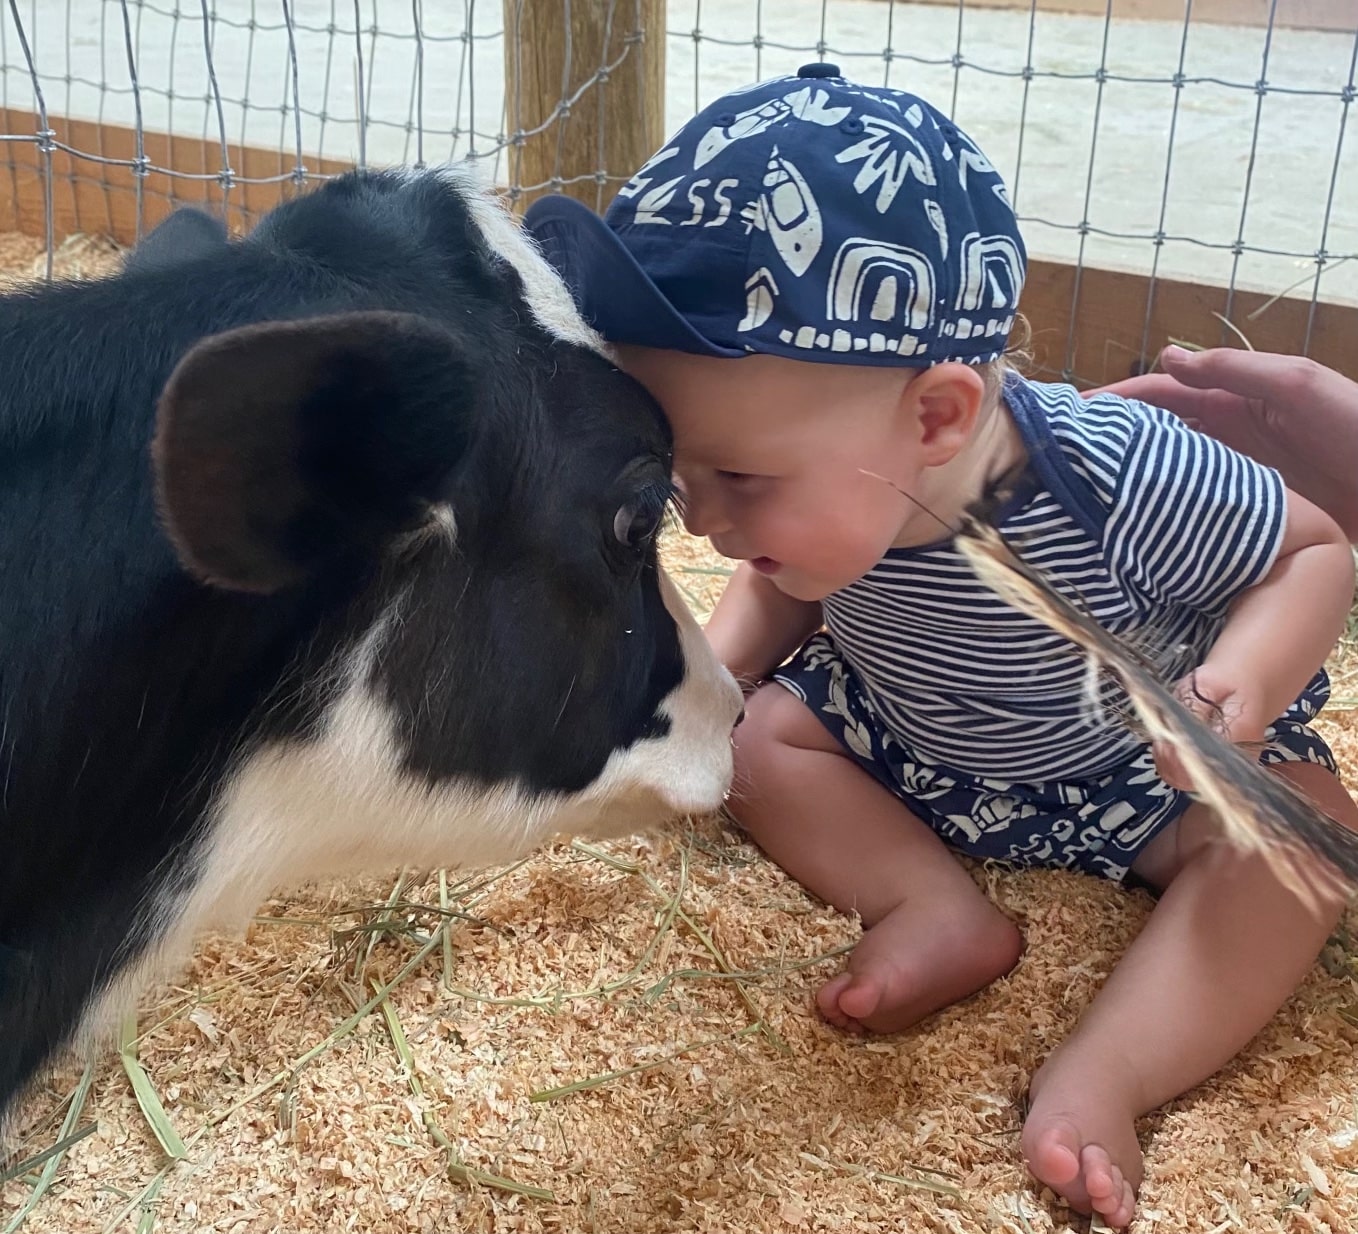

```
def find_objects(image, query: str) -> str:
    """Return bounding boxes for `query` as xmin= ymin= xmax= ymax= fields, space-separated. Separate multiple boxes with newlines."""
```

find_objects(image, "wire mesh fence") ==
xmin=1 ymin=1 xmax=1355 ymax=379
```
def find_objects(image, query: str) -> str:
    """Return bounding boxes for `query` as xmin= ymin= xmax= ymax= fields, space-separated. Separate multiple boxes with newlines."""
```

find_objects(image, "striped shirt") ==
xmin=822 ymin=376 xmax=1287 ymax=783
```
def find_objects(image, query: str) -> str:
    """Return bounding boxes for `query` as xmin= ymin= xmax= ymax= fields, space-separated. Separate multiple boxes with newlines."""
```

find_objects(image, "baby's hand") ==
xmin=1152 ymin=664 xmax=1269 ymax=792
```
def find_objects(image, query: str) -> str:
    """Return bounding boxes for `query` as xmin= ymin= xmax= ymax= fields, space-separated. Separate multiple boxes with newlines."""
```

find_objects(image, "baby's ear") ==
xmin=908 ymin=362 xmax=987 ymax=465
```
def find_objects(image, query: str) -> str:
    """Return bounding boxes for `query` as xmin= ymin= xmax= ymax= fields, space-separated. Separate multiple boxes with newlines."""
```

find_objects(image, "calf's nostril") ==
xmin=734 ymin=706 xmax=747 ymax=728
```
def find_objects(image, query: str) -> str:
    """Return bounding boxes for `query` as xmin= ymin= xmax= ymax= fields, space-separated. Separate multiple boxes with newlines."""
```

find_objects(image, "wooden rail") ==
xmin=0 ymin=105 xmax=355 ymax=241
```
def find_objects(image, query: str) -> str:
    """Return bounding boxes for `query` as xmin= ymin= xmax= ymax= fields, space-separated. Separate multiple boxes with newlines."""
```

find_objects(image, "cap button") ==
xmin=797 ymin=62 xmax=841 ymax=79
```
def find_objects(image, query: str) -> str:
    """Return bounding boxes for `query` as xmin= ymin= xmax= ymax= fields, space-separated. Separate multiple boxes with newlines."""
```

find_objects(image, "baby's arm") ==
xmin=703 ymin=562 xmax=823 ymax=688
xmin=1157 ymin=489 xmax=1354 ymax=790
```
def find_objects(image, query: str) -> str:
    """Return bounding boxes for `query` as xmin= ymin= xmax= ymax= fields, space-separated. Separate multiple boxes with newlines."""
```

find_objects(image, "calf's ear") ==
xmin=124 ymin=207 xmax=229 ymax=274
xmin=152 ymin=310 xmax=477 ymax=593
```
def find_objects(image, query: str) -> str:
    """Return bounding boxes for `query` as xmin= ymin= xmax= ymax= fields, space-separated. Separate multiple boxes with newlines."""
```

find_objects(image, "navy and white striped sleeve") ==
xmin=1103 ymin=401 xmax=1286 ymax=615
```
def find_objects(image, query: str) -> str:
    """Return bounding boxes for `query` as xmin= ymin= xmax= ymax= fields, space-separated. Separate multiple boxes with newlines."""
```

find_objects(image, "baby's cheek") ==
xmin=803 ymin=533 xmax=887 ymax=593
xmin=842 ymin=505 xmax=904 ymax=565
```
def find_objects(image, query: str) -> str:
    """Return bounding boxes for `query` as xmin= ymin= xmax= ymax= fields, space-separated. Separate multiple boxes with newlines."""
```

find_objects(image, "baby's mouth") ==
xmin=748 ymin=556 xmax=781 ymax=576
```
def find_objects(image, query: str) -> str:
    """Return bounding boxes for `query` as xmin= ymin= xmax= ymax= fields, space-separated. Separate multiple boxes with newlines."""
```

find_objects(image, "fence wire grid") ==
xmin=1 ymin=0 xmax=1356 ymax=378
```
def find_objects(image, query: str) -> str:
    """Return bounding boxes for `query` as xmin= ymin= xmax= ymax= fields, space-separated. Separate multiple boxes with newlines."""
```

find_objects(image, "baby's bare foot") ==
xmin=1022 ymin=1063 xmax=1143 ymax=1228
xmin=815 ymin=896 xmax=1021 ymax=1034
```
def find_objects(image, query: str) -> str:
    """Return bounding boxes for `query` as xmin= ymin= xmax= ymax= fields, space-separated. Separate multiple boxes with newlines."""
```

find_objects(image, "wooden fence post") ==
xmin=503 ymin=0 xmax=666 ymax=215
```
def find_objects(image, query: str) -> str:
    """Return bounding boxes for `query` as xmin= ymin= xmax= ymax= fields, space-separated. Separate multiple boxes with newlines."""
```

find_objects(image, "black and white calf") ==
xmin=0 ymin=167 xmax=742 ymax=1123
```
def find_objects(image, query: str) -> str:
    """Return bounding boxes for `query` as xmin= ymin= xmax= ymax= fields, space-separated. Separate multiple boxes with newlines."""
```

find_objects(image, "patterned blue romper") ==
xmin=773 ymin=376 xmax=1335 ymax=882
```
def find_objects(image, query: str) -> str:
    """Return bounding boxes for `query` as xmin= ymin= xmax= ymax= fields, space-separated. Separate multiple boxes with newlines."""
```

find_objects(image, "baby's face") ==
xmin=615 ymin=347 xmax=927 ymax=601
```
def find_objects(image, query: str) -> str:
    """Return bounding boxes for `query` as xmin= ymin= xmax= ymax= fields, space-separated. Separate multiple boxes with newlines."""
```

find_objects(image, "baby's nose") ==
xmin=678 ymin=486 xmax=731 ymax=539
xmin=681 ymin=501 xmax=708 ymax=535
xmin=684 ymin=507 xmax=733 ymax=540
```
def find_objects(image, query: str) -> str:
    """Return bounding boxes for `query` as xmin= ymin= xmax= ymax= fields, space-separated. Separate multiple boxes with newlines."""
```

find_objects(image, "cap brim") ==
xmin=523 ymin=195 xmax=746 ymax=359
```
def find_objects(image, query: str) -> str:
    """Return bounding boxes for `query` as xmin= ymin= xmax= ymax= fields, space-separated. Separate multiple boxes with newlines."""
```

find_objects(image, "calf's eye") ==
xmin=613 ymin=500 xmax=664 ymax=550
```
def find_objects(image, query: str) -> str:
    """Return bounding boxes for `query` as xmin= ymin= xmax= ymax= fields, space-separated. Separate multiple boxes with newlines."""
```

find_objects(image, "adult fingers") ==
xmin=1156 ymin=344 xmax=1332 ymax=407
xmin=1086 ymin=371 xmax=1212 ymax=414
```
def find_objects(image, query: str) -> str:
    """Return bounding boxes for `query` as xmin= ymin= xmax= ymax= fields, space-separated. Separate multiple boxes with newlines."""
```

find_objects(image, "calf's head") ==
xmin=0 ymin=169 xmax=741 ymax=1125
xmin=151 ymin=303 xmax=742 ymax=902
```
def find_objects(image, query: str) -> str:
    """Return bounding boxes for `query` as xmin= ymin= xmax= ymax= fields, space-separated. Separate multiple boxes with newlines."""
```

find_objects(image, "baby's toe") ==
xmin=1080 ymin=1144 xmax=1117 ymax=1203
xmin=836 ymin=973 xmax=886 ymax=1023
xmin=1083 ymin=1148 xmax=1134 ymax=1229
xmin=1105 ymin=1176 xmax=1137 ymax=1229
xmin=1022 ymin=1117 xmax=1083 ymax=1191
xmin=815 ymin=973 xmax=862 ymax=1031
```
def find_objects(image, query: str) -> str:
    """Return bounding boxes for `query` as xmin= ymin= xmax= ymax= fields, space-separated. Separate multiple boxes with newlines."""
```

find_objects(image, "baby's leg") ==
xmin=731 ymin=683 xmax=1023 ymax=1033
xmin=1022 ymin=761 xmax=1358 ymax=1228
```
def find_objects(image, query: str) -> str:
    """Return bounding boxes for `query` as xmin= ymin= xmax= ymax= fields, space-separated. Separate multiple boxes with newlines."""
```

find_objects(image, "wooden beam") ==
xmin=0 ymin=107 xmax=354 ymax=244
xmin=1019 ymin=257 xmax=1358 ymax=387
xmin=502 ymin=0 xmax=666 ymax=214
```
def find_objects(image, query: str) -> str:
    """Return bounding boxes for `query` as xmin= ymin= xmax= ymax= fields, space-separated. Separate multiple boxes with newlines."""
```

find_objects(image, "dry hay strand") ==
xmin=2 ymin=232 xmax=1358 ymax=1234
xmin=0 ymin=232 xmax=123 ymax=289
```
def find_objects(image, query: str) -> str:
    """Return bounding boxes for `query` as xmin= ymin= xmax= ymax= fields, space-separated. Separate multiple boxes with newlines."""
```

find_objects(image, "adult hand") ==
xmin=1093 ymin=345 xmax=1358 ymax=542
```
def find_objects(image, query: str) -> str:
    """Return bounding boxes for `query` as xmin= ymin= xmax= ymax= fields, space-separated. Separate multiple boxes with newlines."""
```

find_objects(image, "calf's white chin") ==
xmin=205 ymin=570 xmax=737 ymax=930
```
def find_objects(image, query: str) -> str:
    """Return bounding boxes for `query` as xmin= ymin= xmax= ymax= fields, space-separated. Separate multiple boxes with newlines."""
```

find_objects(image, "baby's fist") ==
xmin=1152 ymin=665 xmax=1268 ymax=793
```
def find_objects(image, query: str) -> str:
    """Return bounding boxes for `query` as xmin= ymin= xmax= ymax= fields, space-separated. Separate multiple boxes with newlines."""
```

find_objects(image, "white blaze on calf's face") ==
xmin=87 ymin=574 xmax=740 ymax=1050
xmin=204 ymin=569 xmax=739 ymax=936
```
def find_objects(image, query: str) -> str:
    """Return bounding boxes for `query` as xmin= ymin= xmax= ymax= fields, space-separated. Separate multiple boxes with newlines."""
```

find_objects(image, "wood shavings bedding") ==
xmin=3 ymin=233 xmax=1357 ymax=1234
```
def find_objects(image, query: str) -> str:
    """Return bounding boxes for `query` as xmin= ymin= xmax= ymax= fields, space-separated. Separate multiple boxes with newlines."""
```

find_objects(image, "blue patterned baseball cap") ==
xmin=524 ymin=63 xmax=1027 ymax=367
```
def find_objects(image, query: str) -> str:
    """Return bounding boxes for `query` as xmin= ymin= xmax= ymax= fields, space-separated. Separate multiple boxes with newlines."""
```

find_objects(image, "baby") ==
xmin=526 ymin=65 xmax=1358 ymax=1227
